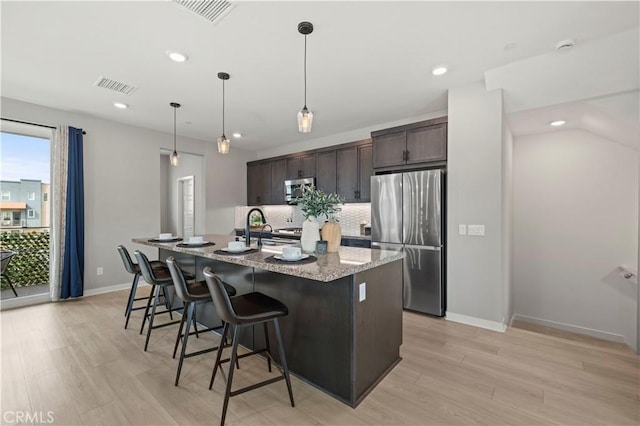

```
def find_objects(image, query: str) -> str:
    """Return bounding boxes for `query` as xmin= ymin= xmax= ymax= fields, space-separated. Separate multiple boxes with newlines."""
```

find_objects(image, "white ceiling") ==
xmin=1 ymin=1 xmax=638 ymax=151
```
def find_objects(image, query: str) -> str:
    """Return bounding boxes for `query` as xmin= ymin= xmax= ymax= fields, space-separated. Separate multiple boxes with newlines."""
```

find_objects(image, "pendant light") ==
xmin=169 ymin=102 xmax=181 ymax=166
xmin=297 ymin=21 xmax=314 ymax=133
xmin=217 ymin=72 xmax=231 ymax=154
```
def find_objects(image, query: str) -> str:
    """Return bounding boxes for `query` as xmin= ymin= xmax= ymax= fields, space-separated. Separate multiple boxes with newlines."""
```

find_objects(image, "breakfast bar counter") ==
xmin=133 ymin=234 xmax=404 ymax=407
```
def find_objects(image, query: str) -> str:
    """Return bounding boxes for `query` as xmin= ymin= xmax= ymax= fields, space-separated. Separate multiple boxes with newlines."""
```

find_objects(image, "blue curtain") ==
xmin=61 ymin=127 xmax=84 ymax=299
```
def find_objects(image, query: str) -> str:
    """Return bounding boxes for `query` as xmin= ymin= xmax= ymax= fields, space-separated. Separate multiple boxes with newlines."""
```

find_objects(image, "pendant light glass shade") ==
xmin=169 ymin=102 xmax=181 ymax=166
xmin=217 ymin=72 xmax=231 ymax=154
xmin=170 ymin=150 xmax=179 ymax=166
xmin=297 ymin=106 xmax=313 ymax=133
xmin=297 ymin=22 xmax=314 ymax=133
xmin=217 ymin=135 xmax=230 ymax=154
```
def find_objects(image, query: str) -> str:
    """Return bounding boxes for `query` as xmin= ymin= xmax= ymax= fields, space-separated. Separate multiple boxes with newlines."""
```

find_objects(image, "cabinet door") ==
xmin=373 ymin=131 xmax=406 ymax=168
xmin=358 ymin=144 xmax=373 ymax=202
xmin=300 ymin=154 xmax=316 ymax=178
xmin=285 ymin=157 xmax=301 ymax=179
xmin=336 ymin=146 xmax=359 ymax=202
xmin=248 ymin=162 xmax=271 ymax=205
xmin=406 ymin=123 xmax=447 ymax=164
xmin=247 ymin=163 xmax=261 ymax=205
xmin=316 ymin=150 xmax=336 ymax=194
xmin=270 ymin=159 xmax=287 ymax=205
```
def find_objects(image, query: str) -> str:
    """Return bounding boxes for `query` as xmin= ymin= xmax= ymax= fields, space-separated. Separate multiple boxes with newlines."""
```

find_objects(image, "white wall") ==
xmin=513 ymin=129 xmax=638 ymax=347
xmin=1 ymin=97 xmax=253 ymax=292
xmin=502 ymin=122 xmax=514 ymax=323
xmin=446 ymin=81 xmax=508 ymax=330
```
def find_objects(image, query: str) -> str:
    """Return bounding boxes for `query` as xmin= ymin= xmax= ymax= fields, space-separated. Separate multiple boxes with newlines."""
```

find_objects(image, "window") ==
xmin=28 ymin=191 xmax=35 ymax=200
xmin=1 ymin=192 xmax=10 ymax=201
xmin=2 ymin=212 xmax=10 ymax=224
xmin=27 ymin=209 xmax=35 ymax=218
xmin=43 ymin=193 xmax=48 ymax=202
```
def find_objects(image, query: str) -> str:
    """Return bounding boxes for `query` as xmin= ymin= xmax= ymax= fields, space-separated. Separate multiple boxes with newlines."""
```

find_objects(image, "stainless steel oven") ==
xmin=284 ymin=177 xmax=315 ymax=203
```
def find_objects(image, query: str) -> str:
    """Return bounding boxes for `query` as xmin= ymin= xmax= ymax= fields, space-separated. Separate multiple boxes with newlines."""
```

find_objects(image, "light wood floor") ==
xmin=1 ymin=288 xmax=638 ymax=425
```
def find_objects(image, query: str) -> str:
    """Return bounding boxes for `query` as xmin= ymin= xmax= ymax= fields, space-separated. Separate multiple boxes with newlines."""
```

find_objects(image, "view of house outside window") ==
xmin=0 ymin=131 xmax=51 ymax=299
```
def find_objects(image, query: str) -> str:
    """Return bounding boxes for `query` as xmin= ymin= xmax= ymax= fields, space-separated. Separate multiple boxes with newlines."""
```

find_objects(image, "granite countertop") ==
xmin=234 ymin=228 xmax=372 ymax=240
xmin=133 ymin=234 xmax=402 ymax=282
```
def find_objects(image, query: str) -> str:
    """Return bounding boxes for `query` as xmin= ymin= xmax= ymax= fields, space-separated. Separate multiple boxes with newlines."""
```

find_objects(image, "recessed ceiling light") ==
xmin=232 ymin=132 xmax=242 ymax=138
xmin=166 ymin=50 xmax=189 ymax=62
xmin=113 ymin=102 xmax=128 ymax=109
xmin=549 ymin=120 xmax=566 ymax=127
xmin=555 ymin=39 xmax=575 ymax=52
xmin=432 ymin=66 xmax=448 ymax=76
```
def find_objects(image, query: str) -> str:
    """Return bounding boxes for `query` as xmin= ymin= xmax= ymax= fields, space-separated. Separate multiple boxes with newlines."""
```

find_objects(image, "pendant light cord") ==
xmin=173 ymin=106 xmax=177 ymax=151
xmin=304 ymin=34 xmax=307 ymax=107
xmin=222 ymin=79 xmax=225 ymax=136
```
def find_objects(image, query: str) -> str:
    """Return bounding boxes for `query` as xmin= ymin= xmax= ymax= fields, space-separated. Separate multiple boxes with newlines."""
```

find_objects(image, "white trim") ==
xmin=511 ymin=314 xmax=626 ymax=344
xmin=446 ymin=311 xmax=507 ymax=333
xmin=0 ymin=293 xmax=51 ymax=311
xmin=83 ymin=282 xmax=133 ymax=297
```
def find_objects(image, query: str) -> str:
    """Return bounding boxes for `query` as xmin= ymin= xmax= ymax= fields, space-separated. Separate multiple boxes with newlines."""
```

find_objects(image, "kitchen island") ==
xmin=133 ymin=234 xmax=403 ymax=407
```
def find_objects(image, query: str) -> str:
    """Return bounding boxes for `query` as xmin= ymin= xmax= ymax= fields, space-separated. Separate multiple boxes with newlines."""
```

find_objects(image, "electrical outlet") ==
xmin=468 ymin=225 xmax=485 ymax=236
xmin=359 ymin=282 xmax=366 ymax=302
xmin=458 ymin=224 xmax=467 ymax=235
xmin=97 ymin=267 xmax=104 ymax=276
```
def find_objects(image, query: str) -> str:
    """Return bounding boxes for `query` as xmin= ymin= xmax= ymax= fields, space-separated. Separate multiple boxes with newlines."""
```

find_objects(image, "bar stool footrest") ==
xmin=229 ymin=376 xmax=285 ymax=397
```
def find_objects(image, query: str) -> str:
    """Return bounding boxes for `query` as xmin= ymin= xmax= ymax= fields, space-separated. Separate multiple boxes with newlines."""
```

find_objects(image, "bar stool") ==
xmin=166 ymin=257 xmax=238 ymax=386
xmin=134 ymin=250 xmax=188 ymax=351
xmin=203 ymin=267 xmax=294 ymax=426
xmin=117 ymin=245 xmax=167 ymax=329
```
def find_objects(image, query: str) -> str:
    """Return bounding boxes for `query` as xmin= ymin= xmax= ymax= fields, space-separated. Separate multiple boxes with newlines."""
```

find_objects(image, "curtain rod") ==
xmin=1 ymin=117 xmax=87 ymax=135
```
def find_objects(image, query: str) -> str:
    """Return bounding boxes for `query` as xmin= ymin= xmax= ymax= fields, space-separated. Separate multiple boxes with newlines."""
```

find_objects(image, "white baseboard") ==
xmin=84 ymin=282 xmax=134 ymax=297
xmin=511 ymin=314 xmax=627 ymax=344
xmin=445 ymin=312 xmax=507 ymax=333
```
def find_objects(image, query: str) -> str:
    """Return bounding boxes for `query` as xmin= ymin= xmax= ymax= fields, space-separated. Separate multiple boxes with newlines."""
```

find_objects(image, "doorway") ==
xmin=177 ymin=176 xmax=195 ymax=239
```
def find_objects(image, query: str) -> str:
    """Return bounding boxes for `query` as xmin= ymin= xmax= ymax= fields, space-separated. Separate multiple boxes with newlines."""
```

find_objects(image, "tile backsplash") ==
xmin=235 ymin=204 xmax=371 ymax=237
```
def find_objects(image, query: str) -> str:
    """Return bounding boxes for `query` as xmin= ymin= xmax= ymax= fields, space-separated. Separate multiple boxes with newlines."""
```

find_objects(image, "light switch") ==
xmin=468 ymin=225 xmax=485 ymax=236
xmin=458 ymin=224 xmax=467 ymax=235
xmin=359 ymin=282 xmax=366 ymax=302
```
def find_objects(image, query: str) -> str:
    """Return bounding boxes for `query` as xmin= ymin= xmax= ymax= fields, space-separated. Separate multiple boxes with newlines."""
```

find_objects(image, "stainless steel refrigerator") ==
xmin=371 ymin=170 xmax=445 ymax=316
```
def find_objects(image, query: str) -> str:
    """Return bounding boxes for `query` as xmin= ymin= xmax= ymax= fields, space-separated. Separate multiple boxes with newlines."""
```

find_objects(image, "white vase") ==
xmin=301 ymin=216 xmax=320 ymax=253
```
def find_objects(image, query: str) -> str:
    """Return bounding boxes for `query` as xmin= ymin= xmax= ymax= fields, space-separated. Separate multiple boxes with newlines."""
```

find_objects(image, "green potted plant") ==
xmin=298 ymin=185 xmax=345 ymax=253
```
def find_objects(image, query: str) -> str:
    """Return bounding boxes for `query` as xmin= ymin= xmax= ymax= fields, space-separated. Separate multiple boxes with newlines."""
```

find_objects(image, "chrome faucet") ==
xmin=245 ymin=208 xmax=266 ymax=247
xmin=257 ymin=224 xmax=273 ymax=247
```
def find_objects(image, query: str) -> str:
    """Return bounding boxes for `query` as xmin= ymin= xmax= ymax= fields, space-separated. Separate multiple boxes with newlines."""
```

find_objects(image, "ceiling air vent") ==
xmin=93 ymin=76 xmax=137 ymax=95
xmin=173 ymin=0 xmax=236 ymax=24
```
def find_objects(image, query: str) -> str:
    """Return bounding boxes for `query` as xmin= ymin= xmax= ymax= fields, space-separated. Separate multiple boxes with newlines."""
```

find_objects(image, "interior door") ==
xmin=178 ymin=176 xmax=195 ymax=239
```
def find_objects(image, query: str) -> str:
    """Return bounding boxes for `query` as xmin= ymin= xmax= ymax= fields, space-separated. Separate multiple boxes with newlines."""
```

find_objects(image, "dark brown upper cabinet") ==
xmin=286 ymin=153 xmax=316 ymax=179
xmin=316 ymin=150 xmax=337 ymax=194
xmin=372 ymin=117 xmax=447 ymax=170
xmin=247 ymin=161 xmax=272 ymax=206
xmin=246 ymin=140 xmax=372 ymax=205
xmin=270 ymin=158 xmax=287 ymax=204
xmin=336 ymin=140 xmax=372 ymax=203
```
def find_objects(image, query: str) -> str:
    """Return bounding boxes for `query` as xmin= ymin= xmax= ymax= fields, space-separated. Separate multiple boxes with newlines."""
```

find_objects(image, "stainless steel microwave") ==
xmin=284 ymin=177 xmax=315 ymax=203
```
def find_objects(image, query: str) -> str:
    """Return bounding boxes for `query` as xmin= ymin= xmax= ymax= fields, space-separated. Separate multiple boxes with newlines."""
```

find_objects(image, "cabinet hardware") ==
xmin=406 ymin=150 xmax=410 ymax=161
xmin=402 ymin=150 xmax=407 ymax=161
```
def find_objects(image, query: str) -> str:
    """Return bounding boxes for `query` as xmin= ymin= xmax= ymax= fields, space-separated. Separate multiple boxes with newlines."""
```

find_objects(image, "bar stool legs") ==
xmin=141 ymin=284 xmax=181 ymax=352
xmin=209 ymin=319 xmax=295 ymax=426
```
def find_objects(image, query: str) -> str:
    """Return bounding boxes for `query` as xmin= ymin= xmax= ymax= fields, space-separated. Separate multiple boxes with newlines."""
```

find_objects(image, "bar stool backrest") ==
xmin=134 ymin=250 xmax=162 ymax=285
xmin=166 ymin=256 xmax=191 ymax=302
xmin=203 ymin=266 xmax=236 ymax=324
xmin=117 ymin=245 xmax=138 ymax=274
